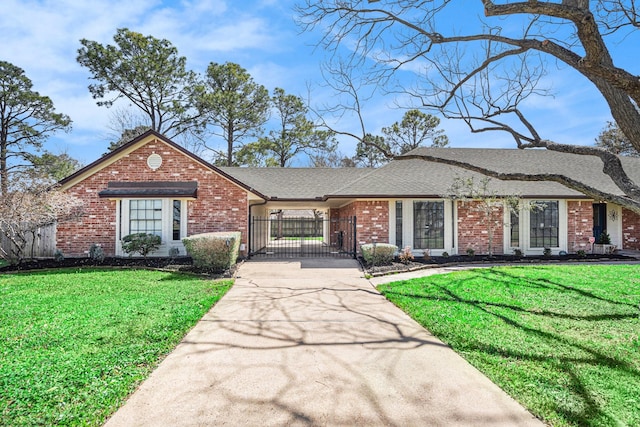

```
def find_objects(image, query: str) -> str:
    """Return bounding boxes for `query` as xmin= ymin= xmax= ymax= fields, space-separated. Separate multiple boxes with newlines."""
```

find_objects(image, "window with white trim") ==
xmin=130 ymin=199 xmax=162 ymax=236
xmin=530 ymin=201 xmax=559 ymax=248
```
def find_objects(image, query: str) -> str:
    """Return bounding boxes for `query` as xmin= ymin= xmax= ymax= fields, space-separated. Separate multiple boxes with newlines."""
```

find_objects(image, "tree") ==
xmin=354 ymin=134 xmax=389 ymax=167
xmin=0 ymin=171 xmax=83 ymax=263
xmin=197 ymin=62 xmax=270 ymax=166
xmin=77 ymin=28 xmax=201 ymax=138
xmin=382 ymin=109 xmax=449 ymax=155
xmin=105 ymin=125 xmax=150 ymax=154
xmin=25 ymin=151 xmax=82 ymax=181
xmin=298 ymin=1 xmax=640 ymax=213
xmin=447 ymin=176 xmax=521 ymax=257
xmin=595 ymin=121 xmax=639 ymax=157
xmin=308 ymin=148 xmax=355 ymax=167
xmin=255 ymin=88 xmax=336 ymax=167
xmin=0 ymin=61 xmax=71 ymax=195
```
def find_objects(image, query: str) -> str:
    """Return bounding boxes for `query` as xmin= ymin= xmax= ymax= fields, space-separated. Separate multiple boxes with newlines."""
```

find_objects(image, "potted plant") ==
xmin=593 ymin=231 xmax=616 ymax=254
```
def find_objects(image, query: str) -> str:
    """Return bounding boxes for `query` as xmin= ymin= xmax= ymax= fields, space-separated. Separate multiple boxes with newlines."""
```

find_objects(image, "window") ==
xmin=172 ymin=200 xmax=181 ymax=241
xmin=413 ymin=201 xmax=444 ymax=249
xmin=530 ymin=201 xmax=559 ymax=248
xmin=130 ymin=199 xmax=162 ymax=236
xmin=510 ymin=210 xmax=520 ymax=248
xmin=395 ymin=201 xmax=403 ymax=247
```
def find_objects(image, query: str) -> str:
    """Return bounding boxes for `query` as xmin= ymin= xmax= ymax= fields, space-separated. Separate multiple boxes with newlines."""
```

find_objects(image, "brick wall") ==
xmin=622 ymin=208 xmax=640 ymax=250
xmin=58 ymin=138 xmax=248 ymax=257
xmin=333 ymin=200 xmax=389 ymax=250
xmin=456 ymin=200 xmax=504 ymax=255
xmin=567 ymin=201 xmax=593 ymax=252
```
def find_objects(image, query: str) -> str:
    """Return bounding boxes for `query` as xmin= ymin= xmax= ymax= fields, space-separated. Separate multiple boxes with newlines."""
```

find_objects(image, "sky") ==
xmin=1 ymin=0 xmax=629 ymax=167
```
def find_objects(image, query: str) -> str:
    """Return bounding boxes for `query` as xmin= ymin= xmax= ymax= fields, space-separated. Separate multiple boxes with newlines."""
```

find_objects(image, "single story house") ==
xmin=56 ymin=130 xmax=640 ymax=258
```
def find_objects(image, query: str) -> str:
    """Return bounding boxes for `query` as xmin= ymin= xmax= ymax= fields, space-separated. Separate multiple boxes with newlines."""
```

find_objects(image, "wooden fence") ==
xmin=1 ymin=223 xmax=56 ymax=260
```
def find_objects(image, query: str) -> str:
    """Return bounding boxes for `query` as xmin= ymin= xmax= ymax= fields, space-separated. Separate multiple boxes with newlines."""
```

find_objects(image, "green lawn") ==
xmin=0 ymin=268 xmax=232 ymax=426
xmin=378 ymin=265 xmax=640 ymax=427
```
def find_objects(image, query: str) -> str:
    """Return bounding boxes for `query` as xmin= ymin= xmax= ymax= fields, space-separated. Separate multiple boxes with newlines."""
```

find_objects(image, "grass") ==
xmin=0 ymin=268 xmax=232 ymax=426
xmin=378 ymin=265 xmax=640 ymax=427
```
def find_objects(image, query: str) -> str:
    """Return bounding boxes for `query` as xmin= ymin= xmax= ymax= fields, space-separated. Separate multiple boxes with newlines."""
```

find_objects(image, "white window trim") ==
xmin=115 ymin=199 xmax=188 ymax=257
xmin=389 ymin=199 xmax=454 ymax=256
xmin=503 ymin=200 xmax=567 ymax=255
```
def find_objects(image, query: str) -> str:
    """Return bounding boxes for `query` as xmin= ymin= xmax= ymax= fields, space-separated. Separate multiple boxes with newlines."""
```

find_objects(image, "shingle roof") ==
xmin=218 ymin=167 xmax=373 ymax=199
xmin=221 ymin=148 xmax=640 ymax=200
xmin=412 ymin=147 xmax=639 ymax=193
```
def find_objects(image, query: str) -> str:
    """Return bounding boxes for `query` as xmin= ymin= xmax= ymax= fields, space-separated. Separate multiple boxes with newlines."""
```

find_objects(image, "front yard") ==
xmin=0 ymin=268 xmax=232 ymax=426
xmin=378 ymin=265 xmax=640 ymax=427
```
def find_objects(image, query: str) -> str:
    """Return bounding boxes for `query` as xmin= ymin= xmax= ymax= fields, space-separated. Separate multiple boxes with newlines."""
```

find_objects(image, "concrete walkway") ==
xmin=105 ymin=259 xmax=542 ymax=426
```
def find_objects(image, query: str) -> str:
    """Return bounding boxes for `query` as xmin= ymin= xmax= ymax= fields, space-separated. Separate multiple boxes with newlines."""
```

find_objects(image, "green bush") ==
xmin=183 ymin=232 xmax=240 ymax=272
xmin=597 ymin=230 xmax=612 ymax=244
xmin=361 ymin=243 xmax=397 ymax=266
xmin=121 ymin=233 xmax=161 ymax=258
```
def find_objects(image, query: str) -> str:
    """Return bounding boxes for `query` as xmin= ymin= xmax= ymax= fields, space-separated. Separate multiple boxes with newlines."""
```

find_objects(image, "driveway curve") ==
xmin=105 ymin=259 xmax=542 ymax=426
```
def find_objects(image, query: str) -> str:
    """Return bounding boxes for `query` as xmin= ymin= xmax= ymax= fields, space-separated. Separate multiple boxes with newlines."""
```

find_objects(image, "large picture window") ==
xmin=130 ymin=199 xmax=162 ymax=236
xmin=413 ymin=201 xmax=444 ymax=249
xmin=530 ymin=201 xmax=559 ymax=248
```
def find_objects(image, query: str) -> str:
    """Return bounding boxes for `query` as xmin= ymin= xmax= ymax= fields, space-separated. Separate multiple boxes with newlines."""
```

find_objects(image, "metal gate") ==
xmin=249 ymin=216 xmax=356 ymax=258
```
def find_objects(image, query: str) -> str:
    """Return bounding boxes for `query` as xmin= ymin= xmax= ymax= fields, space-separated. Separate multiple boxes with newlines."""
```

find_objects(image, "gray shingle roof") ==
xmin=222 ymin=148 xmax=640 ymax=200
xmin=218 ymin=167 xmax=373 ymax=199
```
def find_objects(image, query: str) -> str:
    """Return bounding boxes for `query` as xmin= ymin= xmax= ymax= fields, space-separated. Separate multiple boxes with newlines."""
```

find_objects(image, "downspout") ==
xmin=248 ymin=199 xmax=268 ymax=259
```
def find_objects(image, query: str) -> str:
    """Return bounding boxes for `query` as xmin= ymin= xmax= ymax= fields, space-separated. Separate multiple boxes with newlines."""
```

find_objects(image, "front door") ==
xmin=592 ymin=203 xmax=607 ymax=242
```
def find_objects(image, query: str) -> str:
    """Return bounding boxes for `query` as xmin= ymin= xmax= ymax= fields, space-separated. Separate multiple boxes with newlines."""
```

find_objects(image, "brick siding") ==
xmin=332 ymin=201 xmax=389 ymax=251
xmin=567 ymin=201 xmax=593 ymax=252
xmin=456 ymin=200 xmax=505 ymax=255
xmin=622 ymin=208 xmax=640 ymax=250
xmin=58 ymin=138 xmax=248 ymax=257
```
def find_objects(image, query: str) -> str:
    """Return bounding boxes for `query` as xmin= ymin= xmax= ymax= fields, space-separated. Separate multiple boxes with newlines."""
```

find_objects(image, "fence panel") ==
xmin=1 ymin=223 xmax=56 ymax=260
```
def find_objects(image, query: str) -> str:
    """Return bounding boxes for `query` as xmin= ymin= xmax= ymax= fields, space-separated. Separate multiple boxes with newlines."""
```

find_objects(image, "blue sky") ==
xmin=1 ymin=0 xmax=625 ymax=167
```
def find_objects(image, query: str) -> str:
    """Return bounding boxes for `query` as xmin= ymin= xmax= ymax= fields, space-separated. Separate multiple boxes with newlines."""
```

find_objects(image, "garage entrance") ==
xmin=249 ymin=216 xmax=356 ymax=258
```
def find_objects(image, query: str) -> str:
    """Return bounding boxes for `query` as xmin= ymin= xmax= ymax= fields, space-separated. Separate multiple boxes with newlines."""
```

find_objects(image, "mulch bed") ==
xmin=360 ymin=253 xmax=636 ymax=277
xmin=0 ymin=256 xmax=237 ymax=278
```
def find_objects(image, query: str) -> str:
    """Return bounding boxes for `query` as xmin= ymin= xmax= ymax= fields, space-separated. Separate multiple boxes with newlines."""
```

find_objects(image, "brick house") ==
xmin=57 ymin=130 xmax=640 ymax=258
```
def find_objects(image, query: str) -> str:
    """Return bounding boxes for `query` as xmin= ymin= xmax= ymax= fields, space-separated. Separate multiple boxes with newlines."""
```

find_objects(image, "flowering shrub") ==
xmin=361 ymin=243 xmax=397 ymax=266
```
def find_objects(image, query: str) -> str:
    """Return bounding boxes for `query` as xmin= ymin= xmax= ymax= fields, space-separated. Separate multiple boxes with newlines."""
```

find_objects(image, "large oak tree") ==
xmin=298 ymin=1 xmax=640 ymax=213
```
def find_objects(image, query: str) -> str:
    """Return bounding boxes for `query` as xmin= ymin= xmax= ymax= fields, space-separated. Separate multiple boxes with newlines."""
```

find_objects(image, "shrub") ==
xmin=466 ymin=248 xmax=475 ymax=257
xmin=183 ymin=232 xmax=240 ymax=272
xmin=597 ymin=230 xmax=612 ymax=244
xmin=398 ymin=246 xmax=414 ymax=264
xmin=89 ymin=243 xmax=105 ymax=263
xmin=121 ymin=233 xmax=161 ymax=258
xmin=441 ymin=251 xmax=449 ymax=258
xmin=361 ymin=243 xmax=397 ymax=266
xmin=513 ymin=248 xmax=523 ymax=257
xmin=543 ymin=247 xmax=552 ymax=258
xmin=54 ymin=248 xmax=64 ymax=262
xmin=577 ymin=249 xmax=587 ymax=258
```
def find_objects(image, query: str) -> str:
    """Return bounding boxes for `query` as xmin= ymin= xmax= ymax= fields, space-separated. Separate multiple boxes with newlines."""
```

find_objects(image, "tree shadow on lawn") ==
xmin=381 ymin=267 xmax=640 ymax=426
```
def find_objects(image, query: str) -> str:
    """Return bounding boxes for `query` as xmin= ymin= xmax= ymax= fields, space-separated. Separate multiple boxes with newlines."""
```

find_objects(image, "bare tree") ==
xmin=0 ymin=171 xmax=83 ymax=263
xmin=447 ymin=176 xmax=521 ymax=256
xmin=297 ymin=1 xmax=640 ymax=213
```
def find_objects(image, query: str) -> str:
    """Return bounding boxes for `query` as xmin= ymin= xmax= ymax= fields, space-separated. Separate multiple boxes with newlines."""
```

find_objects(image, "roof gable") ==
xmin=58 ymin=130 xmax=266 ymax=199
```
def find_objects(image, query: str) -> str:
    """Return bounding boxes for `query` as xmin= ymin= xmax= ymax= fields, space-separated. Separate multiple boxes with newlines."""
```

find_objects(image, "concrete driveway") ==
xmin=105 ymin=259 xmax=542 ymax=426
